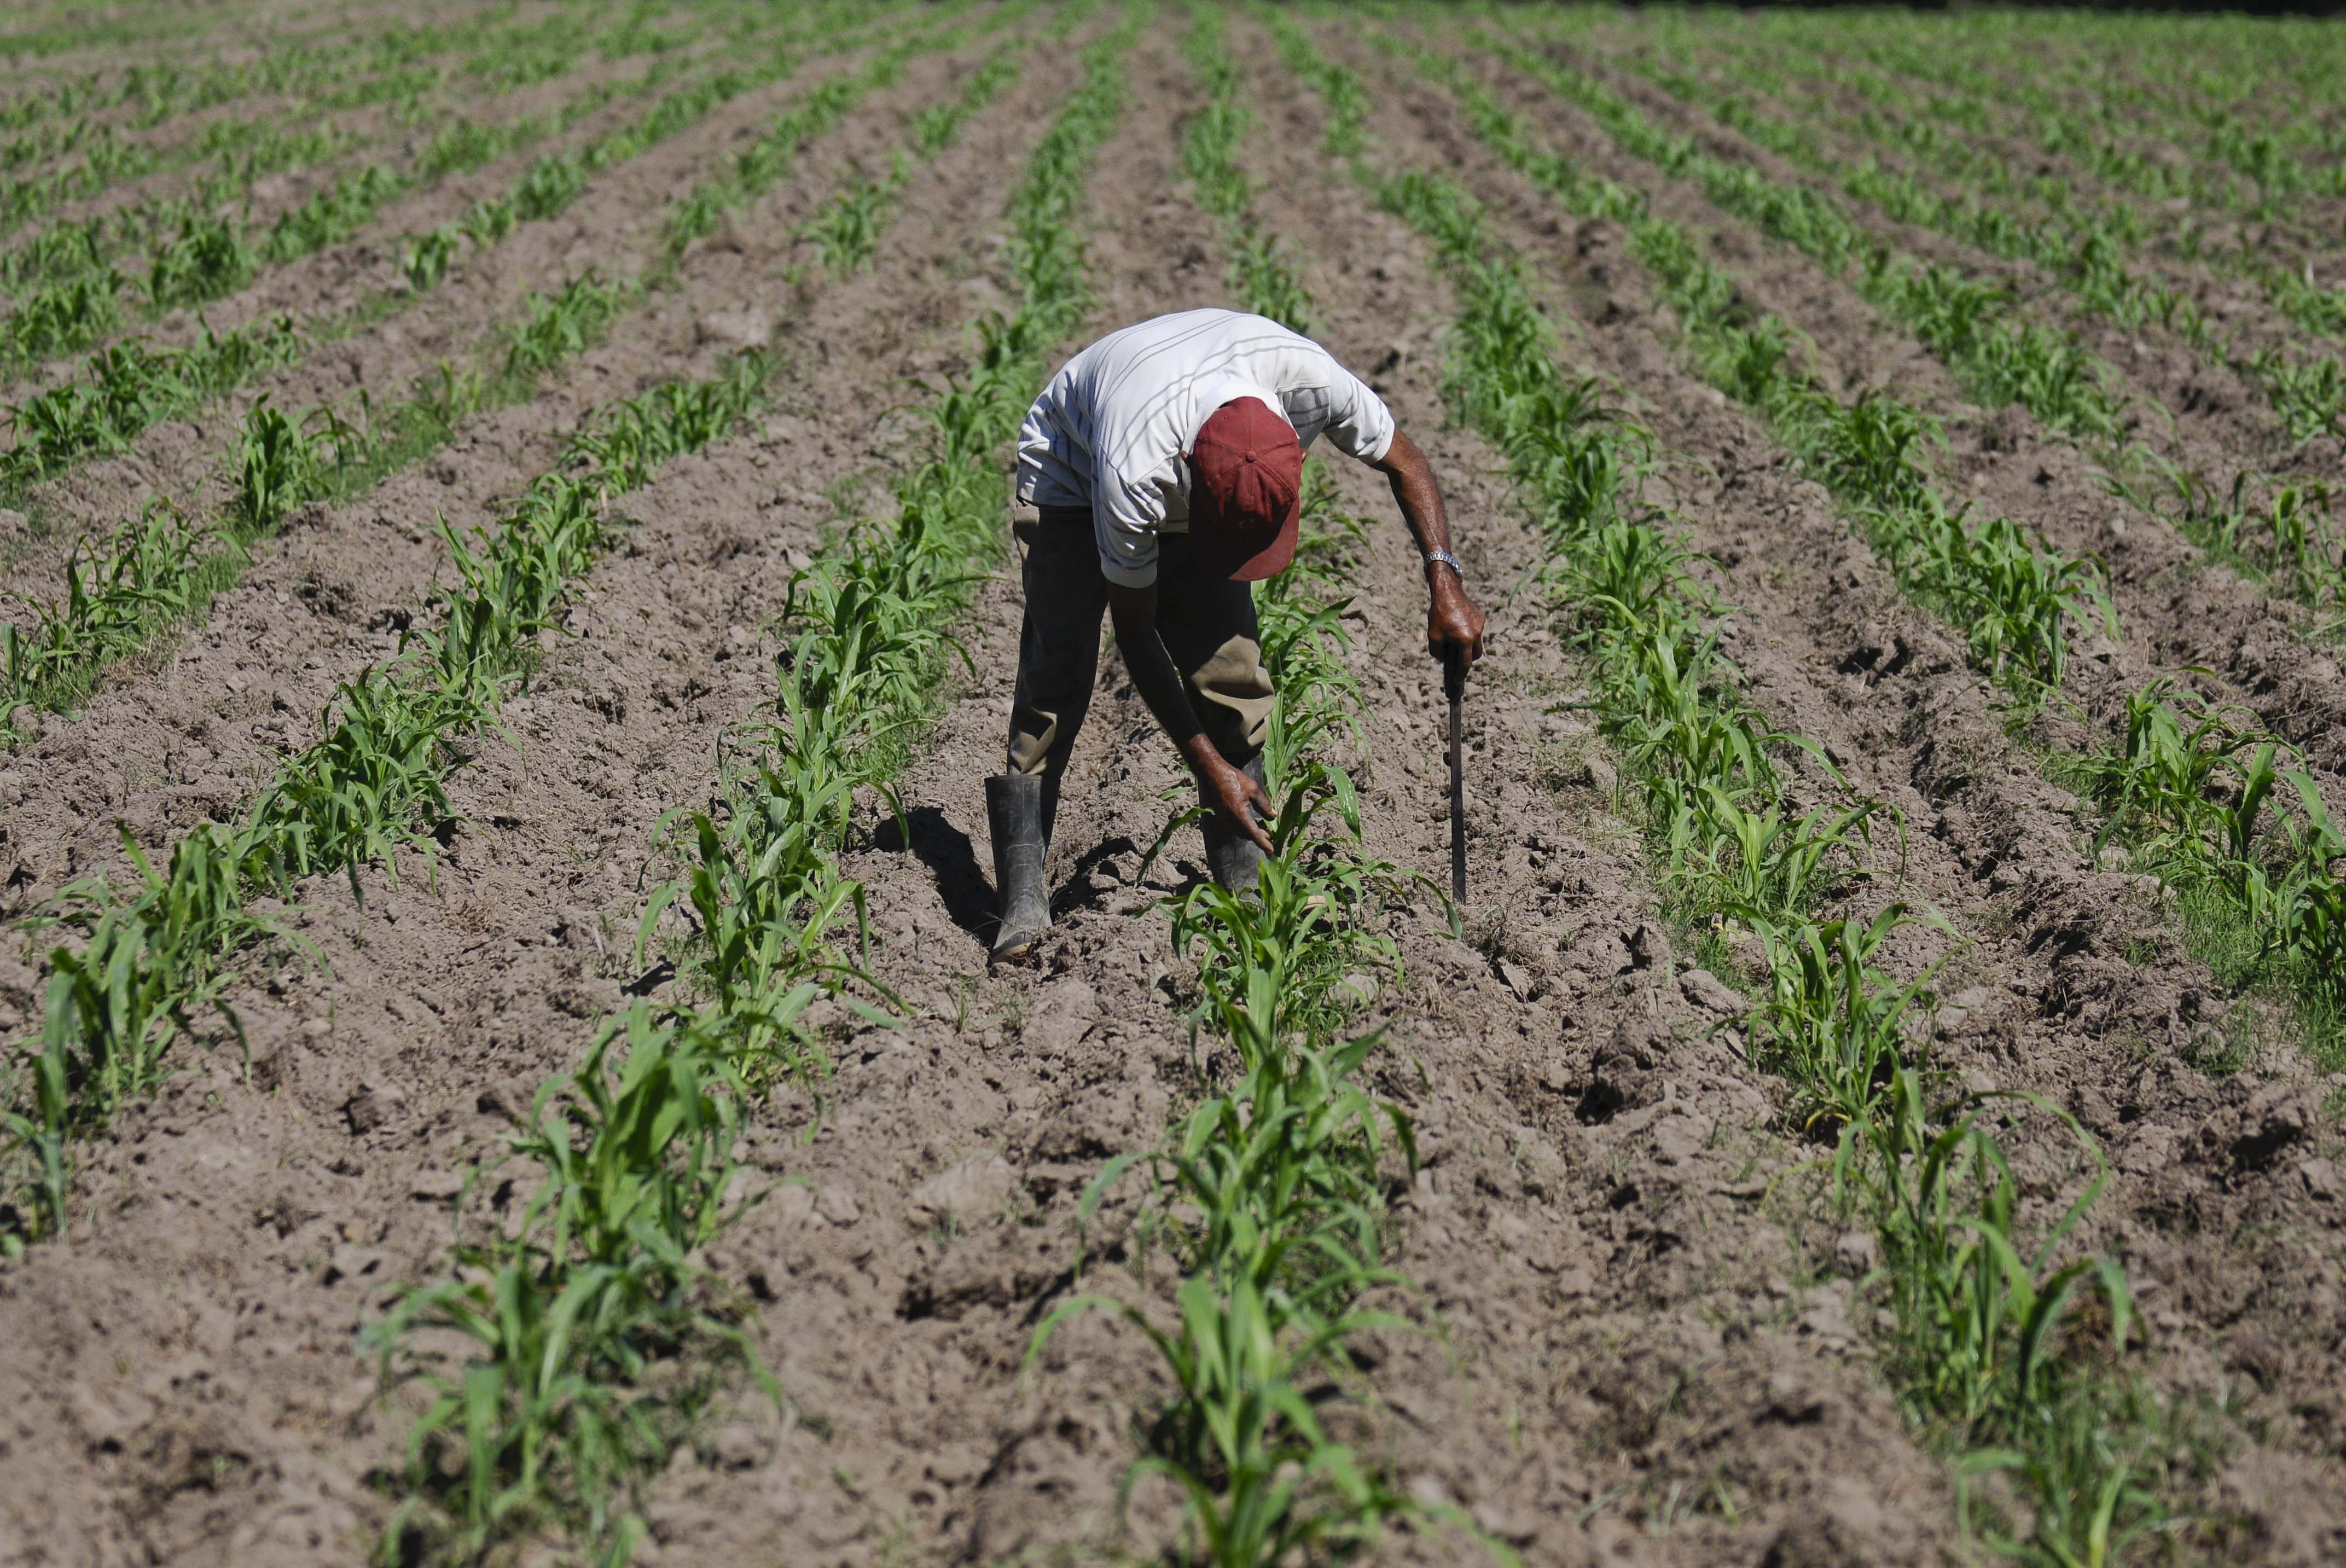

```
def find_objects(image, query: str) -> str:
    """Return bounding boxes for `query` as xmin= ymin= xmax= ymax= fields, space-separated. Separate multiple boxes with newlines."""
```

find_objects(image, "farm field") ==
xmin=1 ymin=1 xmax=2344 ymax=1565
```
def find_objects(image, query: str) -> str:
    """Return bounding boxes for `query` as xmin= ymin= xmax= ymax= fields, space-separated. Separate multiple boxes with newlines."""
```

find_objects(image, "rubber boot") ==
xmin=986 ymin=774 xmax=1051 ymax=963
xmin=1200 ymin=754 xmax=1269 ymax=893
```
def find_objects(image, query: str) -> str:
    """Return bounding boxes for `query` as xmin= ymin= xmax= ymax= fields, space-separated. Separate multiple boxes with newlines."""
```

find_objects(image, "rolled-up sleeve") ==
xmin=1320 ymin=359 xmax=1396 ymax=463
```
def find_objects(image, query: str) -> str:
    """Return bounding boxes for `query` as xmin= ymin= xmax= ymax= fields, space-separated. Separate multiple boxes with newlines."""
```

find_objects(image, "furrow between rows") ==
xmin=0 ymin=10 xmax=997 ymax=763
xmin=0 ymin=13 xmax=1084 ymax=1557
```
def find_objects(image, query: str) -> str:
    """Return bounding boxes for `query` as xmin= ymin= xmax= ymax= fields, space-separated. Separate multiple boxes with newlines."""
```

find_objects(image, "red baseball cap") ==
xmin=1188 ymin=396 xmax=1302 ymax=582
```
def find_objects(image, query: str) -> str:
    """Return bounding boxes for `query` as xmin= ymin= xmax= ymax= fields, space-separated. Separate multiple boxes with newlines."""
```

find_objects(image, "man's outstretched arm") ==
xmin=1105 ymin=579 xmax=1274 ymax=852
xmin=1371 ymin=428 xmax=1486 ymax=669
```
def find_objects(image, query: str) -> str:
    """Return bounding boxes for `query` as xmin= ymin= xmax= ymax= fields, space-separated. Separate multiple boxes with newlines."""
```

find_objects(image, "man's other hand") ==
xmin=1197 ymin=747 xmax=1274 ymax=853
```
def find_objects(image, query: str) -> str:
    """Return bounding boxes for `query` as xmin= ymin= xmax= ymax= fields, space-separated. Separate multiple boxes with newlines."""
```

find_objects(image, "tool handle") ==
xmin=1444 ymin=646 xmax=1467 ymax=907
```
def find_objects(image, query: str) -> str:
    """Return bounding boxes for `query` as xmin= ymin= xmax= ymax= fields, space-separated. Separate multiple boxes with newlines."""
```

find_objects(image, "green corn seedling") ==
xmin=1275 ymin=19 xmax=2159 ymax=1560
xmin=503 ymin=268 xmax=636 ymax=377
xmin=365 ymin=1007 xmax=766 ymax=1558
xmin=1412 ymin=44 xmax=2117 ymax=710
xmin=797 ymin=156 xmax=908 ymax=275
xmin=3 ymin=347 xmax=772 ymax=1250
xmin=144 ymin=212 xmax=254 ymax=310
xmin=0 ymin=5 xmax=956 ymax=745
xmin=361 ymin=17 xmax=1060 ymax=1553
xmin=2 ymin=269 xmax=121 ymax=364
xmin=1028 ymin=22 xmax=1484 ymax=1564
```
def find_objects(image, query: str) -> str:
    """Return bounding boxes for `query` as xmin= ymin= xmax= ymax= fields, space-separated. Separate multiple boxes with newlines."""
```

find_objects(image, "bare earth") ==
xmin=1 ymin=5 xmax=2342 ymax=1566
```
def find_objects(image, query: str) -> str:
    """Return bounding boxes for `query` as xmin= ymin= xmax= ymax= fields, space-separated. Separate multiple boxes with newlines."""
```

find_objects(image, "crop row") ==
xmin=0 ymin=6 xmax=972 ymax=743
xmin=1418 ymin=19 xmax=2346 ymax=1053
xmin=0 ymin=338 xmax=773 ymax=1250
xmin=1490 ymin=28 xmax=2130 ymax=440
xmin=1684 ymin=36 xmax=2346 ymax=414
xmin=1480 ymin=21 xmax=2346 ymax=625
xmin=0 ymin=4 xmax=513 ymax=88
xmin=0 ymin=6 xmax=1028 ymax=1247
xmin=1276 ymin=13 xmax=2228 ymax=1559
xmin=1661 ymin=20 xmax=2333 ymax=234
xmin=0 ymin=0 xmax=916 ymax=501
xmin=0 ymin=9 xmax=805 ymax=374
xmin=1419 ymin=7 xmax=2346 ymax=1056
xmin=1746 ymin=12 xmax=2346 ymax=205
xmin=1415 ymin=37 xmax=2116 ymax=706
xmin=0 ymin=3 xmax=670 ymax=252
xmin=361 ymin=14 xmax=1102 ymax=1560
xmin=1598 ymin=43 xmax=2346 ymax=622
xmin=1648 ymin=11 xmax=2331 ymax=224
xmin=1030 ymin=10 xmax=1453 ymax=1560
xmin=1541 ymin=18 xmax=2346 ymax=454
xmin=2 ymin=0 xmax=525 ymax=70
xmin=0 ymin=2 xmax=710 ymax=139
xmin=1621 ymin=37 xmax=2346 ymax=434
xmin=0 ymin=18 xmax=670 ymax=301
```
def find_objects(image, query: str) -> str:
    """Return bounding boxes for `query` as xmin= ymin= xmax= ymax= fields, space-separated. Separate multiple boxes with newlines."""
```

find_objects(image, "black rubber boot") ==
xmin=1200 ymin=754 xmax=1269 ymax=894
xmin=986 ymin=774 xmax=1051 ymax=963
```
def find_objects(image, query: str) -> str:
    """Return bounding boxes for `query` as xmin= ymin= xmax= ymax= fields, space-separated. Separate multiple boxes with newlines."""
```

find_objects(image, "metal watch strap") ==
xmin=1425 ymin=549 xmax=1462 ymax=575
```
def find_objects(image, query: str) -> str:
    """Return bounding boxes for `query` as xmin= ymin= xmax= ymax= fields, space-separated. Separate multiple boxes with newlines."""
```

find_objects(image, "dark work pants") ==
xmin=1004 ymin=506 xmax=1275 ymax=781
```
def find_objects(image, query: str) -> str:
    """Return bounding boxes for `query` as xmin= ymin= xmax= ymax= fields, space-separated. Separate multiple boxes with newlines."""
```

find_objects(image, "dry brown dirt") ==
xmin=2 ymin=5 xmax=2343 ymax=1567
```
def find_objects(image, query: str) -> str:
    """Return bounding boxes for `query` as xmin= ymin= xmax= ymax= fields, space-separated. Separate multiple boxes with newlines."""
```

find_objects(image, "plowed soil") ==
xmin=2 ymin=6 xmax=2342 ymax=1568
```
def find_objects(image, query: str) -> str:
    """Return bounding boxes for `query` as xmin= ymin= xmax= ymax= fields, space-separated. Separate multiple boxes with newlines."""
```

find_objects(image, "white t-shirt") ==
xmin=1015 ymin=309 xmax=1397 ymax=588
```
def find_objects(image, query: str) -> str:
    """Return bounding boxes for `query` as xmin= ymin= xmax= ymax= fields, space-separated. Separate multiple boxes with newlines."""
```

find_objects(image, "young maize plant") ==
xmin=0 ymin=351 xmax=772 ymax=1256
xmin=0 ymin=41 xmax=568 ymax=350
xmin=1472 ymin=27 xmax=2132 ymax=447
xmin=2 ymin=26 xmax=666 ymax=301
xmin=1409 ymin=42 xmax=2115 ymax=713
xmin=355 ymin=21 xmax=1083 ymax=1561
xmin=0 ymin=9 xmax=973 ymax=744
xmin=0 ymin=497 xmax=210 ymax=721
xmin=909 ymin=47 xmax=1024 ymax=156
xmin=1540 ymin=17 xmax=2346 ymax=448
xmin=1669 ymin=26 xmax=2346 ymax=367
xmin=2101 ymin=462 xmax=2346 ymax=624
xmin=0 ymin=3 xmax=915 ymax=491
xmin=2069 ymin=685 xmax=2346 ymax=1052
xmin=1 ymin=317 xmax=304 ymax=492
xmin=0 ymin=120 xmax=153 ymax=243
xmin=1270 ymin=18 xmax=2191 ymax=1563
xmin=1024 ymin=21 xmax=1467 ymax=1564
xmin=1179 ymin=4 xmax=1314 ymax=335
xmin=368 ymin=1005 xmax=768 ymax=1567
xmin=0 ymin=269 xmax=123 ymax=366
xmin=1408 ymin=26 xmax=2346 ymax=1059
xmin=795 ymin=154 xmax=911 ymax=275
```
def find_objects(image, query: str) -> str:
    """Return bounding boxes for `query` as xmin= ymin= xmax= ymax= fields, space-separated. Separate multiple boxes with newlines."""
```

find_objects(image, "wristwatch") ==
xmin=1425 ymin=549 xmax=1462 ymax=576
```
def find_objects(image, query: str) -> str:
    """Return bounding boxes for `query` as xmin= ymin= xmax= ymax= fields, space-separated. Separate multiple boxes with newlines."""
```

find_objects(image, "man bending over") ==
xmin=986 ymin=307 xmax=1485 ymax=963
